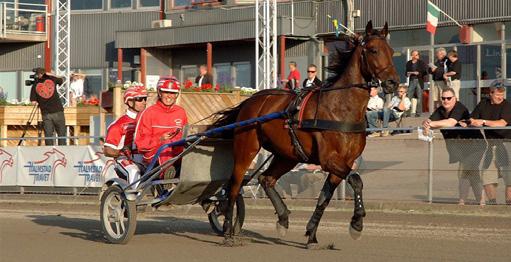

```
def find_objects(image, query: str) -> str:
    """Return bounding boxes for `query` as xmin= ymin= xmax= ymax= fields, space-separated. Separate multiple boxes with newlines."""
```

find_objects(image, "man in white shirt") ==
xmin=367 ymin=86 xmax=411 ymax=137
xmin=366 ymin=87 xmax=384 ymax=137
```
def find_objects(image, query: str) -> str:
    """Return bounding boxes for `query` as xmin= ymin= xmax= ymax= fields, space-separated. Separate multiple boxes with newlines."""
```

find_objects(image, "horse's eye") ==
xmin=370 ymin=49 xmax=378 ymax=54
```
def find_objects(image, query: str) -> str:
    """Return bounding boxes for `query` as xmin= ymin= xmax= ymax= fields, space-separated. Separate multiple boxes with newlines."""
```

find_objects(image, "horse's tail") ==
xmin=208 ymin=102 xmax=245 ymax=138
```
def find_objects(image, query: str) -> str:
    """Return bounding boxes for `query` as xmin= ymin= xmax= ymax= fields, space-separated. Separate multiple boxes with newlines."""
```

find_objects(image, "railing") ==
xmin=0 ymin=2 xmax=47 ymax=38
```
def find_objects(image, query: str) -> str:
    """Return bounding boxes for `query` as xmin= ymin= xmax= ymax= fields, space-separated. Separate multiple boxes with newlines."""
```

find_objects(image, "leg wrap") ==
xmin=306 ymin=179 xmax=336 ymax=234
xmin=258 ymin=176 xmax=290 ymax=226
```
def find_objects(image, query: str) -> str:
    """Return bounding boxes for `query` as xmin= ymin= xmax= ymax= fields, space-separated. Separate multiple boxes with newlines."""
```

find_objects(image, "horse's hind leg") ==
xmin=258 ymin=156 xmax=297 ymax=237
xmin=223 ymin=130 xmax=260 ymax=246
xmin=305 ymin=173 xmax=341 ymax=249
xmin=346 ymin=172 xmax=366 ymax=240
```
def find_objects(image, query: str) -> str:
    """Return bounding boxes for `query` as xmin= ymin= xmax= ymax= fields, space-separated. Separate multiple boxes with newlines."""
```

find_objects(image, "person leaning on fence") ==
xmin=134 ymin=76 xmax=188 ymax=179
xmin=423 ymin=88 xmax=485 ymax=205
xmin=104 ymin=85 xmax=147 ymax=188
xmin=444 ymin=50 xmax=461 ymax=99
xmin=429 ymin=48 xmax=449 ymax=110
xmin=29 ymin=67 xmax=66 ymax=146
xmin=405 ymin=50 xmax=428 ymax=117
xmin=366 ymin=86 xmax=384 ymax=137
xmin=367 ymin=85 xmax=411 ymax=137
xmin=469 ymin=86 xmax=511 ymax=205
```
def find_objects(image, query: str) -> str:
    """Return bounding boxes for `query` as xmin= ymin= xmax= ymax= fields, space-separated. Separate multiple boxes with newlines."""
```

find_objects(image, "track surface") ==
xmin=0 ymin=198 xmax=510 ymax=262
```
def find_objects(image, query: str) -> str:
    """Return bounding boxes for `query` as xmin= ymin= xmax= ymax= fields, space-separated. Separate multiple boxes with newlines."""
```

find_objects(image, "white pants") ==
xmin=116 ymin=158 xmax=142 ymax=189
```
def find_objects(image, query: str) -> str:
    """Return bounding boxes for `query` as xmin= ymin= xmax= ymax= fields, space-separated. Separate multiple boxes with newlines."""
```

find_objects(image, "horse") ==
xmin=211 ymin=20 xmax=400 ymax=248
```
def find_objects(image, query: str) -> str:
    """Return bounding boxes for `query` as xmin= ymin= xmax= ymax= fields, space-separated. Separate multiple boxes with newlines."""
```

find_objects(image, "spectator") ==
xmin=367 ymin=85 xmax=411 ymax=137
xmin=429 ymin=47 xmax=449 ymax=110
xmin=195 ymin=65 xmax=213 ymax=88
xmin=29 ymin=67 xmax=66 ymax=146
xmin=366 ymin=86 xmax=384 ymax=137
xmin=135 ymin=76 xmax=188 ymax=176
xmin=444 ymin=50 xmax=461 ymax=99
xmin=284 ymin=61 xmax=301 ymax=90
xmin=405 ymin=50 xmax=428 ymax=117
xmin=104 ymin=85 xmax=147 ymax=188
xmin=423 ymin=88 xmax=485 ymax=205
xmin=469 ymin=86 xmax=511 ymax=205
xmin=302 ymin=64 xmax=322 ymax=88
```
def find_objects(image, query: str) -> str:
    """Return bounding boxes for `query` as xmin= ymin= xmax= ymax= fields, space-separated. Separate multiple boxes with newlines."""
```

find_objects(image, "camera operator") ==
xmin=29 ymin=67 xmax=67 ymax=146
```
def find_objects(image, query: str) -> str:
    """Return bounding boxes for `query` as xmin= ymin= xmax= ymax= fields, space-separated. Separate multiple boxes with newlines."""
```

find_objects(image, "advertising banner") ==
xmin=0 ymin=147 xmax=18 ymax=186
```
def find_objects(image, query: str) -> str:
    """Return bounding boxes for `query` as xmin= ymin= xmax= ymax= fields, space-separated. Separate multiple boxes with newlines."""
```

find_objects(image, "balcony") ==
xmin=0 ymin=2 xmax=47 ymax=43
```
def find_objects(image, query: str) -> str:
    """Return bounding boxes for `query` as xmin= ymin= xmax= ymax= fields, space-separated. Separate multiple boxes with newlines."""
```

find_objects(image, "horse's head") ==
xmin=359 ymin=20 xmax=400 ymax=94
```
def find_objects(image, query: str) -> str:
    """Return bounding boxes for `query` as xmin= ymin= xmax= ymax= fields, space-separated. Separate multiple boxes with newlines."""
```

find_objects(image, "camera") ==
xmin=25 ymin=67 xmax=45 ymax=86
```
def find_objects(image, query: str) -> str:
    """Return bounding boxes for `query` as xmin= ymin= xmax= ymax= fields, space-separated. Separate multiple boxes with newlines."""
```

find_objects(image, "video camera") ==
xmin=25 ymin=67 xmax=45 ymax=86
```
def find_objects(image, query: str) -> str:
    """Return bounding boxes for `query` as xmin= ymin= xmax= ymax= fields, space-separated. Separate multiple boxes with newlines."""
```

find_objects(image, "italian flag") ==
xmin=426 ymin=0 xmax=440 ymax=34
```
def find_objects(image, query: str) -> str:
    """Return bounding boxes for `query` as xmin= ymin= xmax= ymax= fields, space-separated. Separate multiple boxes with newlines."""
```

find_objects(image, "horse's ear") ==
xmin=381 ymin=22 xmax=389 ymax=37
xmin=365 ymin=20 xmax=373 ymax=35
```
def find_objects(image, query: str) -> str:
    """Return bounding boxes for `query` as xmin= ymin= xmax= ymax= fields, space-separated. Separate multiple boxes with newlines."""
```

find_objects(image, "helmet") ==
xmin=123 ymin=84 xmax=147 ymax=104
xmin=157 ymin=76 xmax=180 ymax=93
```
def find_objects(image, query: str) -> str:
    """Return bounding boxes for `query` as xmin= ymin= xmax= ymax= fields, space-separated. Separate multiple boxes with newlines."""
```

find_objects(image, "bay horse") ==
xmin=211 ymin=21 xmax=399 ymax=248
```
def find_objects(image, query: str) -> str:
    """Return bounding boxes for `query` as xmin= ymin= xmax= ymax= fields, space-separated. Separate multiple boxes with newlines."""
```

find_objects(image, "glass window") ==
xmin=173 ymin=0 xmax=192 ymax=8
xmin=21 ymin=71 xmax=34 ymax=103
xmin=0 ymin=72 xmax=18 ymax=103
xmin=78 ymin=69 xmax=103 ymax=98
xmin=139 ymin=0 xmax=159 ymax=7
xmin=234 ymin=62 xmax=251 ymax=87
xmin=481 ymin=44 xmax=502 ymax=80
xmin=111 ymin=0 xmax=132 ymax=9
xmin=72 ymin=0 xmax=103 ymax=10
xmin=392 ymin=50 xmax=406 ymax=83
xmin=214 ymin=63 xmax=232 ymax=87
xmin=180 ymin=65 xmax=198 ymax=83
xmin=434 ymin=26 xmax=460 ymax=45
xmin=389 ymin=29 xmax=430 ymax=48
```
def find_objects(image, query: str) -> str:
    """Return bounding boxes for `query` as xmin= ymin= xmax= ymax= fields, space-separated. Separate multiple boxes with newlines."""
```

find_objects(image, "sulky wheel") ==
xmin=208 ymin=195 xmax=245 ymax=236
xmin=100 ymin=185 xmax=137 ymax=244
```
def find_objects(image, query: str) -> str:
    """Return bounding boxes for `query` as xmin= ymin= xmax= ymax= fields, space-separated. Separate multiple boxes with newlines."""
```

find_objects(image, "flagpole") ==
xmin=429 ymin=31 xmax=435 ymax=114
xmin=437 ymin=9 xmax=462 ymax=28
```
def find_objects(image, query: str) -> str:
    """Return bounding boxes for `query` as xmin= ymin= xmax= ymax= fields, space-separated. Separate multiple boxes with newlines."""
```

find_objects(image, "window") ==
xmin=139 ymin=0 xmax=160 ymax=7
xmin=79 ymin=69 xmax=104 ymax=97
xmin=481 ymin=44 xmax=502 ymax=80
xmin=0 ymin=72 xmax=18 ymax=103
xmin=72 ymin=0 xmax=103 ymax=10
xmin=173 ymin=0 xmax=192 ymax=8
xmin=234 ymin=62 xmax=251 ymax=87
xmin=180 ymin=65 xmax=197 ymax=83
xmin=111 ymin=0 xmax=132 ymax=9
xmin=21 ymin=71 xmax=34 ymax=103
xmin=214 ymin=63 xmax=232 ymax=87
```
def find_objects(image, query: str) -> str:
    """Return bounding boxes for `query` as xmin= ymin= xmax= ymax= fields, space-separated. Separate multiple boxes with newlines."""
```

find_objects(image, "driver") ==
xmin=104 ymin=85 xmax=148 ymax=188
xmin=134 ymin=76 xmax=188 ymax=174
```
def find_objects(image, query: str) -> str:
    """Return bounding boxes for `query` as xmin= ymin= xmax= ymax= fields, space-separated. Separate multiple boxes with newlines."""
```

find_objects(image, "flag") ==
xmin=426 ymin=0 xmax=440 ymax=34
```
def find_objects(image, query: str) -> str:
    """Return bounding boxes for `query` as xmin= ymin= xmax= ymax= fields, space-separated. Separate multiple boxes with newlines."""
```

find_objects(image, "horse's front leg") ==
xmin=346 ymin=172 xmax=366 ymax=239
xmin=305 ymin=173 xmax=342 ymax=249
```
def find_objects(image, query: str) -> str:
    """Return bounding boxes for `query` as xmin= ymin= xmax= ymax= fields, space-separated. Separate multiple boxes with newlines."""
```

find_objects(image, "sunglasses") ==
xmin=307 ymin=71 xmax=316 ymax=73
xmin=441 ymin=96 xmax=453 ymax=101
xmin=133 ymin=97 xmax=147 ymax=102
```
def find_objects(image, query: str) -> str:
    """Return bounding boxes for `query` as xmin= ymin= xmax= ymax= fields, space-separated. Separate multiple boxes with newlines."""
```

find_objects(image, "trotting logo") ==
xmin=0 ymin=149 xmax=14 ymax=183
xmin=73 ymin=152 xmax=114 ymax=185
xmin=23 ymin=148 xmax=67 ymax=184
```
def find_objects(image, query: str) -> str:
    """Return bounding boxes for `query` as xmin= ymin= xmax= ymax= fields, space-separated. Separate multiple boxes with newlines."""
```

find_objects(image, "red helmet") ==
xmin=123 ymin=84 xmax=147 ymax=104
xmin=157 ymin=76 xmax=180 ymax=93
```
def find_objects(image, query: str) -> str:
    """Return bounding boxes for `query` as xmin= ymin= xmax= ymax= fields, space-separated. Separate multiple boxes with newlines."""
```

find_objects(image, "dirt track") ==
xmin=0 ymin=197 xmax=510 ymax=262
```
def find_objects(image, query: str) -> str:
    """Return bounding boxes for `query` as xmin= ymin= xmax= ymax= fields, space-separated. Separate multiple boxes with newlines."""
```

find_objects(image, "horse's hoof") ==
xmin=349 ymin=224 xmax=363 ymax=240
xmin=276 ymin=221 xmax=288 ymax=237
xmin=220 ymin=237 xmax=244 ymax=247
xmin=306 ymin=242 xmax=320 ymax=250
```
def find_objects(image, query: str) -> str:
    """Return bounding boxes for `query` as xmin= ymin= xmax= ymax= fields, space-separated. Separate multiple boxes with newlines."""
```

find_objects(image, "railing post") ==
xmin=428 ymin=137 xmax=434 ymax=203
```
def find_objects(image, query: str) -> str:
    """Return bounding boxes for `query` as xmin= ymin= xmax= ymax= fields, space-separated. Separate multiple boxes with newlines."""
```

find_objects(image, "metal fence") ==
xmin=2 ymin=127 xmax=511 ymax=205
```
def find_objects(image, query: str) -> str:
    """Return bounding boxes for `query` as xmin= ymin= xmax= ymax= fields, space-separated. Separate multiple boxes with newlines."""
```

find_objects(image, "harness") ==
xmin=282 ymin=35 xmax=394 ymax=162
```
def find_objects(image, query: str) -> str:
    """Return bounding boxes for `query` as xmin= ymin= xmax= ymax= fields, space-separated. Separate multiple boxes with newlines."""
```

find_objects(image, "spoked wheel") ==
xmin=100 ymin=185 xmax=137 ymax=244
xmin=208 ymin=195 xmax=245 ymax=236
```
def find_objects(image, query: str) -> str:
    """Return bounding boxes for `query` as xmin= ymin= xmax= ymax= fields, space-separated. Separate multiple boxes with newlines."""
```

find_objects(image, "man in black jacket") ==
xmin=406 ymin=50 xmax=428 ymax=117
xmin=29 ymin=68 xmax=67 ymax=146
xmin=429 ymin=48 xmax=448 ymax=110
xmin=302 ymin=64 xmax=322 ymax=89
xmin=195 ymin=64 xmax=213 ymax=88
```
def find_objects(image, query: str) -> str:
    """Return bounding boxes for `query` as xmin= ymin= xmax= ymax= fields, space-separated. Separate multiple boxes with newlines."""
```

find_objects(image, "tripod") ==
xmin=18 ymin=103 xmax=40 ymax=146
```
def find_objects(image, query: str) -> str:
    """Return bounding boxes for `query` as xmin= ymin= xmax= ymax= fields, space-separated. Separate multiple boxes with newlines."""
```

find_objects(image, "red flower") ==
xmin=215 ymin=84 xmax=220 ymax=92
xmin=184 ymin=80 xmax=193 ymax=89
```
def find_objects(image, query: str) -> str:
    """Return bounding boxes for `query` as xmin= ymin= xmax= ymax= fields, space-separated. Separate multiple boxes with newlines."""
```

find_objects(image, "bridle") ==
xmin=360 ymin=35 xmax=396 ymax=89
